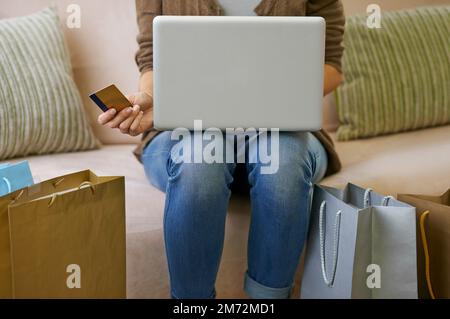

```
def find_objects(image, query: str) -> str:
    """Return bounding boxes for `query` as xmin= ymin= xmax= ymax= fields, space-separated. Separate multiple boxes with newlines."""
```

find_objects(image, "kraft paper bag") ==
xmin=0 ymin=170 xmax=126 ymax=299
xmin=0 ymin=161 xmax=34 ymax=196
xmin=398 ymin=190 xmax=450 ymax=299
xmin=301 ymin=183 xmax=417 ymax=299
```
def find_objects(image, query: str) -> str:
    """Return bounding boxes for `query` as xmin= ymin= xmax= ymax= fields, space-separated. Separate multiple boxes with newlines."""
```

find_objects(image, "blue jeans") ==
xmin=142 ymin=131 xmax=328 ymax=299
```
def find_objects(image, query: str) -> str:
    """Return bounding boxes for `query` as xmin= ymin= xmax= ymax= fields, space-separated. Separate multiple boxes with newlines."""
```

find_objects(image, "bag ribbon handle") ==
xmin=420 ymin=210 xmax=436 ymax=299
xmin=2 ymin=177 xmax=12 ymax=194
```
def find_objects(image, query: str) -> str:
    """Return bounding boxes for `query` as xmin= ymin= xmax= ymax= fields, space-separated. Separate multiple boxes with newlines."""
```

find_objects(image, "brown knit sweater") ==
xmin=133 ymin=0 xmax=345 ymax=176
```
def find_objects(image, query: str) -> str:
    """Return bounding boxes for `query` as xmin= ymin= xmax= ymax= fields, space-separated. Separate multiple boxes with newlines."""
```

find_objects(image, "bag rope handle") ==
xmin=2 ymin=177 xmax=12 ymax=194
xmin=364 ymin=188 xmax=394 ymax=207
xmin=48 ymin=181 xmax=95 ymax=207
xmin=420 ymin=210 xmax=436 ymax=299
xmin=9 ymin=189 xmax=24 ymax=205
xmin=53 ymin=177 xmax=65 ymax=187
xmin=319 ymin=201 xmax=342 ymax=287
xmin=78 ymin=181 xmax=95 ymax=194
xmin=364 ymin=188 xmax=373 ymax=208
xmin=381 ymin=196 xmax=395 ymax=206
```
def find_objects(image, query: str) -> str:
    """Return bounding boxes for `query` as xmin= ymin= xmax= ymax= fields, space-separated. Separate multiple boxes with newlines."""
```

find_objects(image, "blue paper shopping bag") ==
xmin=0 ymin=161 xmax=34 ymax=196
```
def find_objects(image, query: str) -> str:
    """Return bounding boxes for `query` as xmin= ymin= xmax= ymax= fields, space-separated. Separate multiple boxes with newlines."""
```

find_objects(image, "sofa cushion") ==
xmin=0 ymin=7 xmax=99 ymax=160
xmin=335 ymin=6 xmax=450 ymax=140
xmin=323 ymin=125 xmax=450 ymax=196
xmin=0 ymin=0 xmax=142 ymax=145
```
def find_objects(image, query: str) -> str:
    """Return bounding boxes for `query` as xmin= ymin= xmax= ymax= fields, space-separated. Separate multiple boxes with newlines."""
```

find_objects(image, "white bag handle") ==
xmin=319 ymin=201 xmax=342 ymax=287
xmin=381 ymin=196 xmax=395 ymax=206
xmin=2 ymin=177 xmax=12 ymax=194
xmin=364 ymin=188 xmax=373 ymax=208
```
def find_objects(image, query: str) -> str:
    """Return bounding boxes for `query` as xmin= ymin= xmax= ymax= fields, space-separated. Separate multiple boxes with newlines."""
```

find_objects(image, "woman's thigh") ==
xmin=142 ymin=131 xmax=328 ymax=192
xmin=141 ymin=131 xmax=238 ymax=192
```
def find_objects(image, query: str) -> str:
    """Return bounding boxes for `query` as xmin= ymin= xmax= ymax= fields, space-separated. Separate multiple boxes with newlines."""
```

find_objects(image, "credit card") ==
xmin=89 ymin=84 xmax=133 ymax=112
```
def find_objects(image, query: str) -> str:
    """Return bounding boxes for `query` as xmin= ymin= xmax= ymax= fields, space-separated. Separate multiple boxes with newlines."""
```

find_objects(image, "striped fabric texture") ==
xmin=335 ymin=6 xmax=450 ymax=141
xmin=0 ymin=7 xmax=99 ymax=160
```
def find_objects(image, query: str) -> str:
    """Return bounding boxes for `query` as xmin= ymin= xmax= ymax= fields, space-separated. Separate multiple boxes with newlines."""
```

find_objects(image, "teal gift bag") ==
xmin=0 ymin=161 xmax=34 ymax=196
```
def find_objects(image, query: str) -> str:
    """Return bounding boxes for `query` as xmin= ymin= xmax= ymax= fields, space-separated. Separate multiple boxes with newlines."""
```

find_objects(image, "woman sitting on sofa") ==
xmin=98 ymin=0 xmax=345 ymax=299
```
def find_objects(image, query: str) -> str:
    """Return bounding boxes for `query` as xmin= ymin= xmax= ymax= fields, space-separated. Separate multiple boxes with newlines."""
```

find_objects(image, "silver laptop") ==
xmin=153 ymin=16 xmax=325 ymax=131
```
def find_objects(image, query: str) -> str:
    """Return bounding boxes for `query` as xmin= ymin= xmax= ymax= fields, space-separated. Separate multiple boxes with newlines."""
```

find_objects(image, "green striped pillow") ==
xmin=336 ymin=6 xmax=450 ymax=141
xmin=0 ymin=7 xmax=99 ymax=160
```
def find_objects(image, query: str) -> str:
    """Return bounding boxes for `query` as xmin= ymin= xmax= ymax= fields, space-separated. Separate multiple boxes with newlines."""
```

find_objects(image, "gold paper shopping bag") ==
xmin=1 ymin=170 xmax=126 ymax=298
xmin=1 ymin=170 xmax=92 ymax=298
xmin=398 ymin=190 xmax=450 ymax=299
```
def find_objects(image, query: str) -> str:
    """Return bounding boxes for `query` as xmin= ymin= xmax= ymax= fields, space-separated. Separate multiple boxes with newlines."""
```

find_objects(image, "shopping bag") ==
xmin=398 ymin=190 xmax=450 ymax=299
xmin=0 ymin=161 xmax=34 ymax=196
xmin=301 ymin=183 xmax=417 ymax=299
xmin=0 ymin=170 xmax=126 ymax=298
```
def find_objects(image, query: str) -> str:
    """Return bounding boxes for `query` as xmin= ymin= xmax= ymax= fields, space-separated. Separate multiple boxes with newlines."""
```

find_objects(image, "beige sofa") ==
xmin=1 ymin=0 xmax=449 ymax=298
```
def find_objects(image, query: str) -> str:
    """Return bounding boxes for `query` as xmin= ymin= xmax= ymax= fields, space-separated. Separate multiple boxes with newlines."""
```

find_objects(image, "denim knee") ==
xmin=168 ymin=160 xmax=236 ymax=201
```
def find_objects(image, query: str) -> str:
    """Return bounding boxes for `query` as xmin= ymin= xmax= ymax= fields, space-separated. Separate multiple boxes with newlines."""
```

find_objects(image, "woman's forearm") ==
xmin=323 ymin=64 xmax=343 ymax=96
xmin=139 ymin=70 xmax=154 ymax=97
